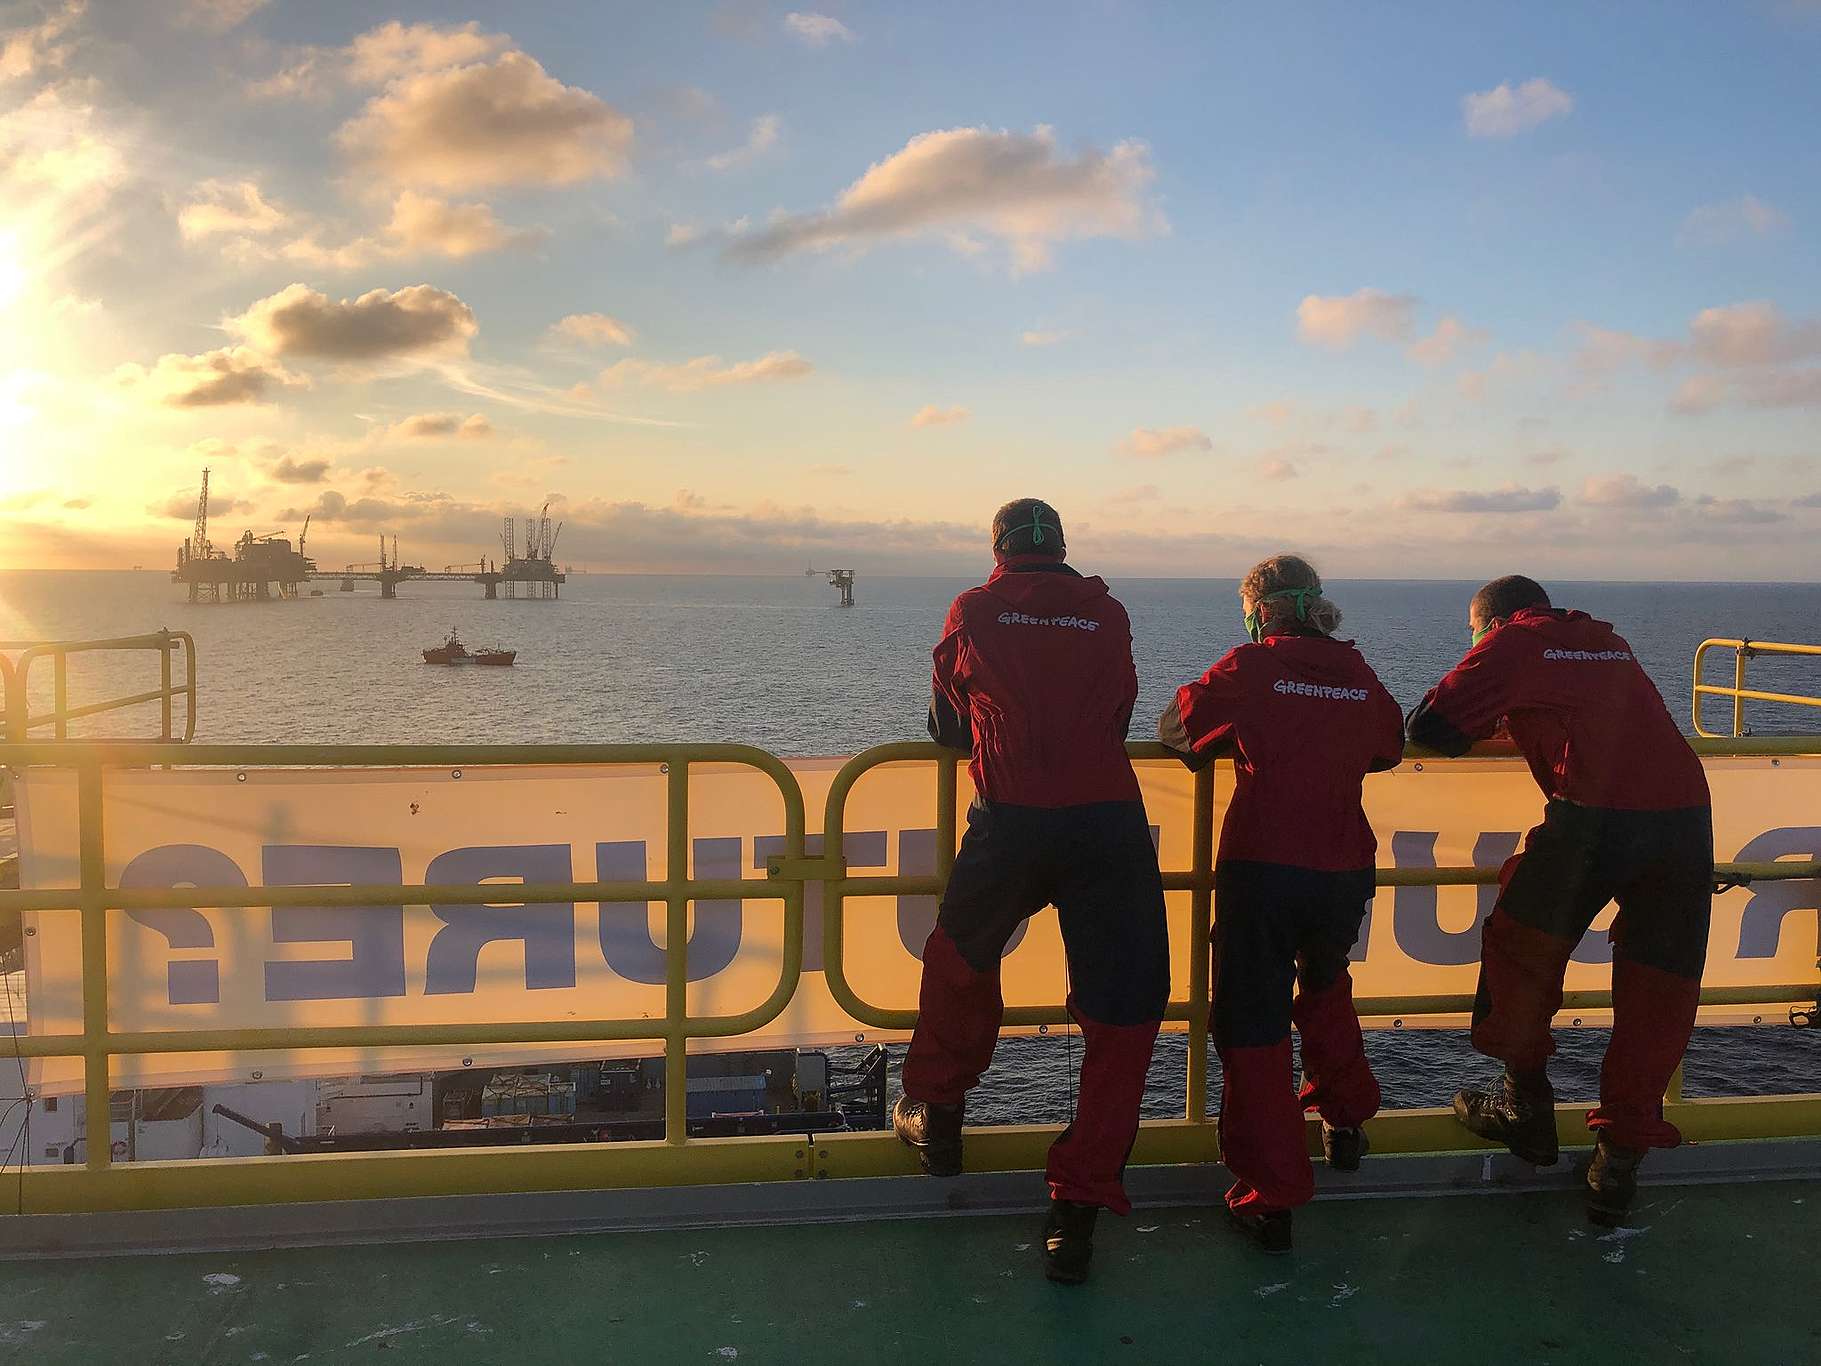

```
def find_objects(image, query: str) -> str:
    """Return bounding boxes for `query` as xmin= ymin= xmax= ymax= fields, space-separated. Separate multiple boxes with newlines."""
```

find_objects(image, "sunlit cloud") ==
xmin=706 ymin=113 xmax=780 ymax=171
xmin=270 ymin=455 xmax=331 ymax=484
xmin=227 ymin=283 xmax=478 ymax=362
xmin=550 ymin=312 xmax=635 ymax=347
xmin=1297 ymin=288 xmax=1417 ymax=349
xmin=1462 ymin=77 xmax=1573 ymax=138
xmin=596 ymin=351 xmax=813 ymax=393
xmin=114 ymin=346 xmax=306 ymax=407
xmin=0 ymin=0 xmax=84 ymax=82
xmin=1581 ymin=474 xmax=1679 ymax=509
xmin=910 ymin=404 xmax=970 ymax=428
xmin=387 ymin=412 xmax=492 ymax=440
xmin=337 ymin=50 xmax=633 ymax=190
xmin=1402 ymin=484 xmax=1561 ymax=513
xmin=178 ymin=0 xmax=269 ymax=33
xmin=1117 ymin=425 xmax=1212 ymax=457
xmin=724 ymin=125 xmax=1161 ymax=273
xmin=1020 ymin=329 xmax=1073 ymax=347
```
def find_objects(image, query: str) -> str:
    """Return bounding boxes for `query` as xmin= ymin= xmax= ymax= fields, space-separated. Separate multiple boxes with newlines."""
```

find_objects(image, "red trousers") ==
xmin=900 ymin=800 xmax=1169 ymax=1214
xmin=1213 ymin=861 xmax=1380 ymax=1215
xmin=1472 ymin=801 xmax=1713 ymax=1150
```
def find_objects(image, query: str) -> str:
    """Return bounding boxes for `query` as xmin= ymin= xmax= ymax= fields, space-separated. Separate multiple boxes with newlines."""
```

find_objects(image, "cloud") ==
xmin=388 ymin=412 xmax=493 ymax=439
xmin=1020 ymin=329 xmax=1073 ymax=347
xmin=1402 ymin=484 xmax=1561 ymax=513
xmin=1297 ymin=289 xmax=1417 ymax=349
xmin=0 ymin=0 xmax=83 ymax=82
xmin=1118 ymin=425 xmax=1213 ymax=457
xmin=1462 ymin=78 xmax=1574 ymax=138
xmin=1457 ymin=349 xmax=1548 ymax=402
xmin=279 ymin=489 xmax=438 ymax=524
xmin=707 ymin=113 xmax=780 ymax=171
xmin=178 ymin=0 xmax=268 ymax=32
xmin=384 ymin=190 xmax=543 ymax=257
xmin=270 ymin=455 xmax=331 ymax=484
xmin=910 ymin=404 xmax=970 ymax=429
xmin=724 ymin=125 xmax=1161 ymax=273
xmin=348 ymin=19 xmax=509 ymax=82
xmin=114 ymin=346 xmax=306 ymax=407
xmin=1580 ymin=474 xmax=1679 ymax=509
xmin=338 ymin=51 xmax=633 ymax=190
xmin=1685 ymin=301 xmax=1821 ymax=368
xmin=551 ymin=313 xmax=635 ymax=347
xmin=1678 ymin=194 xmax=1791 ymax=247
xmin=1407 ymin=315 xmax=1485 ymax=366
xmin=153 ymin=487 xmax=251 ymax=519
xmin=227 ymin=283 xmax=477 ymax=361
xmin=0 ymin=84 xmax=123 ymax=197
xmin=1692 ymin=495 xmax=1784 ymax=525
xmin=596 ymin=351 xmax=813 ymax=393
xmin=1258 ymin=457 xmax=1299 ymax=481
xmin=177 ymin=179 xmax=288 ymax=240
xmin=784 ymin=12 xmax=856 ymax=46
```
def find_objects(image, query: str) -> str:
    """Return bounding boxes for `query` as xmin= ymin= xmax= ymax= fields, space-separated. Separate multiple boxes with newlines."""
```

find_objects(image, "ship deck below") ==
xmin=2 ymin=1161 xmax=1816 ymax=1365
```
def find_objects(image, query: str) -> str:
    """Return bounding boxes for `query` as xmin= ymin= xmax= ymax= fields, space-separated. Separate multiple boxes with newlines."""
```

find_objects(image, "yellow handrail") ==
xmin=1 ymin=630 xmax=198 ymax=743
xmin=0 ymin=736 xmax=1817 ymax=1215
xmin=1693 ymin=637 xmax=1821 ymax=737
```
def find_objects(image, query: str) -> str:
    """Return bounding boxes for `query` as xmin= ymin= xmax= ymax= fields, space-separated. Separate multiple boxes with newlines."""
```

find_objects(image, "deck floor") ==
xmin=1 ymin=1177 xmax=1815 ymax=1364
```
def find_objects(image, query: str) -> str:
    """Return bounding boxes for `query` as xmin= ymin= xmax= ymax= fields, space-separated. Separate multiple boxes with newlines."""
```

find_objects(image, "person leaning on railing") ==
xmin=1406 ymin=575 xmax=1714 ymax=1228
xmin=891 ymin=498 xmax=1170 ymax=1286
xmin=1157 ymin=555 xmax=1404 ymax=1254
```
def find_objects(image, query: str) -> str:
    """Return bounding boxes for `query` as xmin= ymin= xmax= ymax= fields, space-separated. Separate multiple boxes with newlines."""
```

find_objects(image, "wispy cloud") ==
xmin=910 ymin=404 xmax=970 ymax=429
xmin=783 ymin=12 xmax=856 ymax=47
xmin=1117 ymin=425 xmax=1212 ymax=457
xmin=1678 ymin=194 xmax=1791 ymax=247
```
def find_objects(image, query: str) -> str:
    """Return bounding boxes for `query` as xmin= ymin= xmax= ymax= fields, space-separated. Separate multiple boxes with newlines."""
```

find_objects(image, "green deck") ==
xmin=3 ymin=1178 xmax=1815 ymax=1364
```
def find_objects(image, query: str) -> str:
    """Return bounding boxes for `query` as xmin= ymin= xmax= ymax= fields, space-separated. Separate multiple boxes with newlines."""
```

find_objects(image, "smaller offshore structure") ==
xmin=807 ymin=566 xmax=857 ymax=607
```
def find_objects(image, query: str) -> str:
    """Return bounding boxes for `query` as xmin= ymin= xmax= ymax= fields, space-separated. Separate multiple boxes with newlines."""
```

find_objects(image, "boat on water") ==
xmin=421 ymin=628 xmax=516 ymax=666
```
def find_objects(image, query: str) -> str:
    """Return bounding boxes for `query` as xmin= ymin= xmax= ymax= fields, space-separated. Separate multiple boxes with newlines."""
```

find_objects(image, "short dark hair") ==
xmin=1471 ymin=575 xmax=1550 ymax=624
xmin=991 ymin=498 xmax=1066 ymax=558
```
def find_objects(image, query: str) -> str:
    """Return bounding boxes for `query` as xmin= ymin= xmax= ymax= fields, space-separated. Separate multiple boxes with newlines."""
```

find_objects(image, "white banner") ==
xmin=15 ymin=754 xmax=1819 ymax=1093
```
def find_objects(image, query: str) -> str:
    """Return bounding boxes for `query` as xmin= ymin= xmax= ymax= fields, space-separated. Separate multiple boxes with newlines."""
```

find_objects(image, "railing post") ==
xmin=1186 ymin=765 xmax=1214 ymax=1123
xmin=54 ymin=653 xmax=68 ymax=741
xmin=77 ymin=756 xmax=111 ymax=1171
xmin=159 ymin=632 xmax=174 ymax=744
xmin=664 ymin=759 xmax=690 ymax=1145
xmin=1733 ymin=642 xmax=1750 ymax=738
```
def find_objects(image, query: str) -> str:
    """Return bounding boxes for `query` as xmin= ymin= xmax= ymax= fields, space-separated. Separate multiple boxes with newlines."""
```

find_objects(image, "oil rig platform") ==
xmin=172 ymin=472 xmax=565 ymax=602
xmin=172 ymin=469 xmax=316 ymax=602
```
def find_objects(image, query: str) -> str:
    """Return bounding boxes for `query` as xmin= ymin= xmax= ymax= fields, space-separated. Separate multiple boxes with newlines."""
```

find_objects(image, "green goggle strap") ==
xmin=995 ymin=506 xmax=1053 ymax=552
xmin=1245 ymin=586 xmax=1317 ymax=642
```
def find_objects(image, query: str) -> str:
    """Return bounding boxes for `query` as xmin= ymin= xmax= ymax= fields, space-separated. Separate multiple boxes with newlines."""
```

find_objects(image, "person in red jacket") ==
xmin=1157 ymin=554 xmax=1403 ymax=1253
xmin=1406 ymin=575 xmax=1713 ymax=1227
xmin=893 ymin=498 xmax=1169 ymax=1285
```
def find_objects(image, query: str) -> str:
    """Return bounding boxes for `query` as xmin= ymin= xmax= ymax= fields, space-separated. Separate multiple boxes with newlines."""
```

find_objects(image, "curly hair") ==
xmin=1239 ymin=553 xmax=1343 ymax=636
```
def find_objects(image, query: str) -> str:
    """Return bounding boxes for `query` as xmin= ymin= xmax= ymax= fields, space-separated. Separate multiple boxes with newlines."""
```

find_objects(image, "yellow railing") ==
xmin=1 ymin=631 xmax=197 ymax=743
xmin=1693 ymin=638 xmax=1821 ymax=738
xmin=1 ymin=736 xmax=1818 ymax=1215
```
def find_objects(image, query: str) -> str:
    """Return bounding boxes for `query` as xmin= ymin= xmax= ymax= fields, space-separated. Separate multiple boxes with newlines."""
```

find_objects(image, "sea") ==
xmin=2 ymin=569 xmax=1817 ymax=1126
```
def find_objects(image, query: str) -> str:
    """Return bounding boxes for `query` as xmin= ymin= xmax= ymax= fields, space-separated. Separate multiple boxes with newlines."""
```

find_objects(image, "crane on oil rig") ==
xmin=805 ymin=566 xmax=856 ymax=608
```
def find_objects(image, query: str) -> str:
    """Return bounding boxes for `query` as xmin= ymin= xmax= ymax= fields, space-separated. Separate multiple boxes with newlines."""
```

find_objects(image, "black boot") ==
xmin=1452 ymin=1069 xmax=1558 ymax=1166
xmin=1042 ymin=1199 xmax=1098 ymax=1284
xmin=1228 ymin=1205 xmax=1293 ymax=1255
xmin=1322 ymin=1121 xmax=1369 ymax=1172
xmin=892 ymin=1095 xmax=963 ymax=1177
xmin=1582 ymin=1136 xmax=1645 ymax=1227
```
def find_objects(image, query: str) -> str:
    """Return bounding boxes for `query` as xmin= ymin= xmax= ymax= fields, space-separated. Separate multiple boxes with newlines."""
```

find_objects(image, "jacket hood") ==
xmin=1255 ymin=632 xmax=1369 ymax=683
xmin=980 ymin=559 xmax=1110 ymax=609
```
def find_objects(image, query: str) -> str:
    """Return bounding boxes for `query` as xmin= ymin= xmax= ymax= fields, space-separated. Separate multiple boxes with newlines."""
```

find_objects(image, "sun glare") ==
xmin=0 ymin=233 xmax=27 ymax=313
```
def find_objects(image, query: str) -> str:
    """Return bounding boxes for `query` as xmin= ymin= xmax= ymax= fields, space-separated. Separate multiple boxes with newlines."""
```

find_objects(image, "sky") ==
xmin=1 ymin=0 xmax=1819 ymax=579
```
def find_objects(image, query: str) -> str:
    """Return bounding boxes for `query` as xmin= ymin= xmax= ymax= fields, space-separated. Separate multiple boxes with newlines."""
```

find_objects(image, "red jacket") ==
xmin=1161 ymin=634 xmax=1404 ymax=871
xmin=929 ymin=558 xmax=1140 ymax=807
xmin=1407 ymin=606 xmax=1709 ymax=811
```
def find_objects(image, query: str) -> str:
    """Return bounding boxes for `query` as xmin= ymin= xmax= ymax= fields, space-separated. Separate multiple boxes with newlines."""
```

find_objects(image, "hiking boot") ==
xmin=1042 ymin=1199 xmax=1098 ymax=1284
xmin=1228 ymin=1205 xmax=1293 ymax=1255
xmin=1582 ymin=1136 xmax=1645 ymax=1228
xmin=1322 ymin=1121 xmax=1369 ymax=1172
xmin=1453 ymin=1070 xmax=1559 ymax=1166
xmin=892 ymin=1095 xmax=963 ymax=1177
